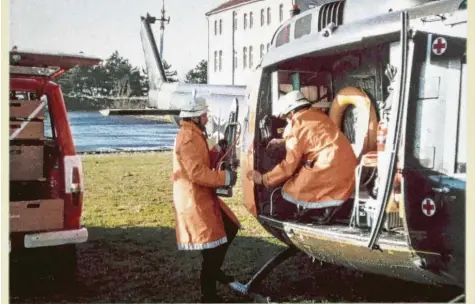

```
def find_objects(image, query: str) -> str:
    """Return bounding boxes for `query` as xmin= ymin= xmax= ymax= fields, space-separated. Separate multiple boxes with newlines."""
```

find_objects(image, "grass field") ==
xmin=10 ymin=152 xmax=461 ymax=303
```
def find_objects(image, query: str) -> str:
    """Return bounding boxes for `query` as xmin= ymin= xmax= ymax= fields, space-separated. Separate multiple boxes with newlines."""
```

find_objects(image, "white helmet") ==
xmin=276 ymin=90 xmax=311 ymax=117
xmin=179 ymin=90 xmax=209 ymax=118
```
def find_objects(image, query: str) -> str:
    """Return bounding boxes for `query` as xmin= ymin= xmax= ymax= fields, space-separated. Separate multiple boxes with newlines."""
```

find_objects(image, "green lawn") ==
xmin=10 ymin=152 xmax=461 ymax=303
xmin=76 ymin=152 xmax=288 ymax=303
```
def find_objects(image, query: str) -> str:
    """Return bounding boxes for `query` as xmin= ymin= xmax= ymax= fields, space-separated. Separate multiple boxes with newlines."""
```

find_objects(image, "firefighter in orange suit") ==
xmin=249 ymin=90 xmax=357 ymax=223
xmin=172 ymin=93 xmax=245 ymax=302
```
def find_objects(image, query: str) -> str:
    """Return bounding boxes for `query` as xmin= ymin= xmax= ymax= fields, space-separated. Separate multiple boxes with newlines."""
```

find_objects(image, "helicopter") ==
xmin=110 ymin=0 xmax=467 ymax=301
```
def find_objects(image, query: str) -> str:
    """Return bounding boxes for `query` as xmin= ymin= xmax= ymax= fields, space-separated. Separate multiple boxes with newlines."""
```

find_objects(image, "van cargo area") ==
xmin=9 ymin=51 xmax=101 ymax=251
xmin=9 ymin=97 xmax=64 ymax=234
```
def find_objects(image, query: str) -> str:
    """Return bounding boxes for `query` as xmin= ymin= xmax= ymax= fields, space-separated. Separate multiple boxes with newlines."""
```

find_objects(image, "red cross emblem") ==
xmin=432 ymin=37 xmax=447 ymax=56
xmin=421 ymin=198 xmax=436 ymax=217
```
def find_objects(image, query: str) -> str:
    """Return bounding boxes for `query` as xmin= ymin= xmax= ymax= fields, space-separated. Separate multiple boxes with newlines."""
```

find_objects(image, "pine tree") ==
xmin=162 ymin=60 xmax=178 ymax=82
xmin=57 ymin=50 xmax=150 ymax=110
xmin=184 ymin=60 xmax=207 ymax=84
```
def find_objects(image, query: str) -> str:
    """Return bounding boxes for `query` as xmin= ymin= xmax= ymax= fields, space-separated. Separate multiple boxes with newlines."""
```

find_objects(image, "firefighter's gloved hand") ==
xmin=266 ymin=138 xmax=285 ymax=153
xmin=228 ymin=171 xmax=238 ymax=187
xmin=247 ymin=170 xmax=263 ymax=185
xmin=215 ymin=139 xmax=228 ymax=152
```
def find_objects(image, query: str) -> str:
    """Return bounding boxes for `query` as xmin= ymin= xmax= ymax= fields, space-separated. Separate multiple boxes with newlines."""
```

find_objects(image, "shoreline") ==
xmin=68 ymin=109 xmax=176 ymax=124
xmin=78 ymin=147 xmax=172 ymax=156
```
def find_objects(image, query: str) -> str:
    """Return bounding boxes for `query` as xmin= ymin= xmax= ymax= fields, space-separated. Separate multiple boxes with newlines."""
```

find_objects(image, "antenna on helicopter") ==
xmin=158 ymin=0 xmax=170 ymax=57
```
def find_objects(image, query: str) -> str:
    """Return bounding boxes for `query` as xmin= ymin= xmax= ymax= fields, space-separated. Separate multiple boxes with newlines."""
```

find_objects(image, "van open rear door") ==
xmin=10 ymin=50 xmax=101 ymax=81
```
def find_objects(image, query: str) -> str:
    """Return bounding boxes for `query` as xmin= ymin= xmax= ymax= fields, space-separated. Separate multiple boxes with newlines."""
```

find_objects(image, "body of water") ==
xmin=52 ymin=111 xmax=178 ymax=153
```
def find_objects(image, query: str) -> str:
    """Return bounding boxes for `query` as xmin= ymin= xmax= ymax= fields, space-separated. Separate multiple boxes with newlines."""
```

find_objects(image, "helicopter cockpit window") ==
xmin=271 ymin=70 xmax=332 ymax=117
xmin=275 ymin=24 xmax=290 ymax=47
xmin=294 ymin=14 xmax=312 ymax=39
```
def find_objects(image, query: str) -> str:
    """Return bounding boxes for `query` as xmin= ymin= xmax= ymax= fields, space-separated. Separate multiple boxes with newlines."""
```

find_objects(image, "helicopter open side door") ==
xmin=398 ymin=10 xmax=467 ymax=286
xmin=367 ymin=11 xmax=413 ymax=250
xmin=367 ymin=7 xmax=467 ymax=271
xmin=215 ymin=98 xmax=240 ymax=198
xmin=240 ymin=68 xmax=263 ymax=217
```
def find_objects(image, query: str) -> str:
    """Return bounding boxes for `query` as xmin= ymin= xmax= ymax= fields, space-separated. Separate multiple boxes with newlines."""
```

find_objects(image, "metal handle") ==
xmin=433 ymin=186 xmax=450 ymax=194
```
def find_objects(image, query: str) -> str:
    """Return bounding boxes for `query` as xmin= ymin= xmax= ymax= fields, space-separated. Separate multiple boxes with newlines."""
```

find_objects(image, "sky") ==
xmin=9 ymin=0 xmax=225 ymax=79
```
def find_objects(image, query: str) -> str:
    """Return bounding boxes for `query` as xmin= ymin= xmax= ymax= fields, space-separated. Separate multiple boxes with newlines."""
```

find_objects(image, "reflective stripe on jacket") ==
xmin=172 ymin=120 xmax=241 ymax=250
xmin=263 ymin=108 xmax=357 ymax=208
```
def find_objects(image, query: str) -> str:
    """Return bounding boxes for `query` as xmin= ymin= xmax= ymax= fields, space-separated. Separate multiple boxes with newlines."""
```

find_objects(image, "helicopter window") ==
xmin=271 ymin=70 xmax=332 ymax=116
xmin=294 ymin=14 xmax=312 ymax=39
xmin=258 ymin=70 xmax=273 ymax=118
xmin=275 ymin=24 xmax=290 ymax=47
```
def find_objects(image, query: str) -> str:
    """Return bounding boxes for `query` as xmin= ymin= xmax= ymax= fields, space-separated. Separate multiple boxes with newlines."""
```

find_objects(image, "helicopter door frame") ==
xmin=367 ymin=11 xmax=414 ymax=250
xmin=215 ymin=98 xmax=240 ymax=198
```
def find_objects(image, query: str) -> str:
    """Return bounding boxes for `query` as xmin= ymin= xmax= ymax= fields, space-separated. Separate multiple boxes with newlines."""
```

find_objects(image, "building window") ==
xmin=250 ymin=12 xmax=253 ymax=28
xmin=279 ymin=4 xmax=284 ymax=22
xmin=234 ymin=51 xmax=238 ymax=69
xmin=233 ymin=11 xmax=237 ymax=31
xmin=243 ymin=47 xmax=247 ymax=69
xmin=219 ymin=50 xmax=223 ymax=71
xmin=249 ymin=46 xmax=253 ymax=68
xmin=260 ymin=44 xmax=264 ymax=58
xmin=219 ymin=19 xmax=222 ymax=35
xmin=261 ymin=9 xmax=265 ymax=26
xmin=214 ymin=51 xmax=217 ymax=72
xmin=267 ymin=43 xmax=270 ymax=52
xmin=267 ymin=8 xmax=271 ymax=25
xmin=244 ymin=13 xmax=247 ymax=29
xmin=214 ymin=20 xmax=217 ymax=35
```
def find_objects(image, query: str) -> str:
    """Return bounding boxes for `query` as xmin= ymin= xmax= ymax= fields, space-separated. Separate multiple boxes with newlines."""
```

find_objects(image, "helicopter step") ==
xmin=228 ymin=246 xmax=298 ymax=303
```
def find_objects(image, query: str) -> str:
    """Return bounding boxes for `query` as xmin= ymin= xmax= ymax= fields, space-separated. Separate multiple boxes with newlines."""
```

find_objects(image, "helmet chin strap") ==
xmin=190 ymin=116 xmax=207 ymax=133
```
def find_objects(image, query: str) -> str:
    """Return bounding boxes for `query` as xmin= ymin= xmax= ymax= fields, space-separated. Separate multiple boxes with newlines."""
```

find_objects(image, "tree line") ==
xmin=57 ymin=51 xmax=208 ymax=111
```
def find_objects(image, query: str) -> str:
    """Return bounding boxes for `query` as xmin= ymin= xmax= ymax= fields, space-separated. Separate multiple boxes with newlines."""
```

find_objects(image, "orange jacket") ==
xmin=262 ymin=108 xmax=357 ymax=209
xmin=172 ymin=120 xmax=240 ymax=250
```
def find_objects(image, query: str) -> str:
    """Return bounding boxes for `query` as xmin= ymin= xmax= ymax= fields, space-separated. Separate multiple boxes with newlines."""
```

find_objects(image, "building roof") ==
xmin=206 ymin=0 xmax=256 ymax=16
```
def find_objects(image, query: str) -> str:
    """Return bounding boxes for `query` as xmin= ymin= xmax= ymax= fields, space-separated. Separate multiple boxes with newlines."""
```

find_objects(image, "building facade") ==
xmin=206 ymin=0 xmax=295 ymax=85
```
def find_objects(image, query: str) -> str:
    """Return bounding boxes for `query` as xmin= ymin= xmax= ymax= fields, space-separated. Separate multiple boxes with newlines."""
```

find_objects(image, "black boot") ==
xmin=201 ymin=268 xmax=222 ymax=303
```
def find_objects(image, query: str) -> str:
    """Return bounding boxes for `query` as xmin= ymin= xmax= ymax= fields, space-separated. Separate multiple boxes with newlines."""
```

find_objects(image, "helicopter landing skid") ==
xmin=228 ymin=246 xmax=299 ymax=303
xmin=448 ymin=294 xmax=465 ymax=303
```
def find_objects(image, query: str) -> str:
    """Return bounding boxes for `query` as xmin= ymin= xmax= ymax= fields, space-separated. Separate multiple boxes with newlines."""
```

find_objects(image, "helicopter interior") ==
xmin=254 ymin=43 xmax=408 ymax=243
